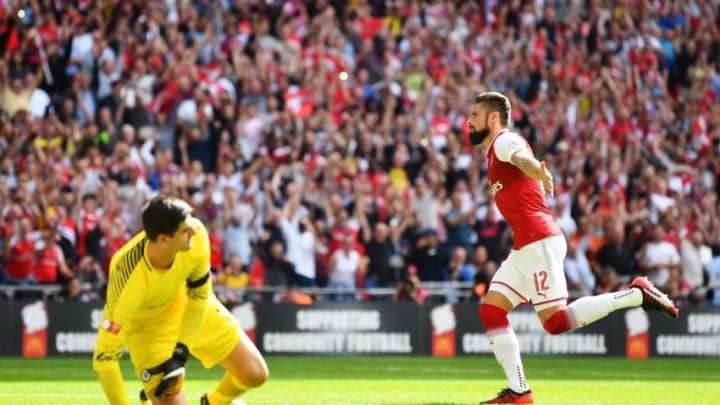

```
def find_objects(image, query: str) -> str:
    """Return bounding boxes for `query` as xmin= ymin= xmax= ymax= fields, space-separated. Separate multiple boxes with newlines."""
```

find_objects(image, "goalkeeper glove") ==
xmin=145 ymin=342 xmax=189 ymax=397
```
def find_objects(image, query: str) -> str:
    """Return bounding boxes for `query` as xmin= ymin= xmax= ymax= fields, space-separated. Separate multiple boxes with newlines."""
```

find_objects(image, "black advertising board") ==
xmin=0 ymin=301 xmax=718 ymax=358
xmin=46 ymin=301 xmax=104 ymax=355
xmin=649 ymin=309 xmax=720 ymax=357
xmin=0 ymin=301 xmax=18 ymax=355
xmin=252 ymin=302 xmax=427 ymax=355
xmin=0 ymin=298 xmax=103 ymax=357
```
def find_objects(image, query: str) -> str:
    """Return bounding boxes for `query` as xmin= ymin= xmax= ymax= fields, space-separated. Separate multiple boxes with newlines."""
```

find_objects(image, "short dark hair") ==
xmin=474 ymin=91 xmax=511 ymax=126
xmin=141 ymin=196 xmax=193 ymax=241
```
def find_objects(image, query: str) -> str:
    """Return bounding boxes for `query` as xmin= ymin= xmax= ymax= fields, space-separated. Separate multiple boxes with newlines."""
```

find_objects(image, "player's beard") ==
xmin=469 ymin=116 xmax=491 ymax=146
xmin=469 ymin=127 xmax=489 ymax=145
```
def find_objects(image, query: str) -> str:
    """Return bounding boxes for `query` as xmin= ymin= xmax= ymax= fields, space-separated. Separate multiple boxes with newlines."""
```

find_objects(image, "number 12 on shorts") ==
xmin=533 ymin=270 xmax=549 ymax=296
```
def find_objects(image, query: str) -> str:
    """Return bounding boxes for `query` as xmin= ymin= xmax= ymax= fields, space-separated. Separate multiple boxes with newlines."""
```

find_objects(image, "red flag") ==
xmin=330 ymin=81 xmax=353 ymax=125
xmin=285 ymin=87 xmax=315 ymax=118
xmin=148 ymin=80 xmax=180 ymax=114
xmin=6 ymin=26 xmax=19 ymax=52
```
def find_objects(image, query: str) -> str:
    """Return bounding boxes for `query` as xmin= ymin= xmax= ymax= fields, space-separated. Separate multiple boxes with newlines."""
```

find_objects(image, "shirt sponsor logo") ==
xmin=490 ymin=180 xmax=503 ymax=196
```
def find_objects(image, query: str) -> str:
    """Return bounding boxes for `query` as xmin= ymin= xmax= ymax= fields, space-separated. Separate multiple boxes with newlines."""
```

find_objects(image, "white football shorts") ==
xmin=488 ymin=234 xmax=568 ymax=311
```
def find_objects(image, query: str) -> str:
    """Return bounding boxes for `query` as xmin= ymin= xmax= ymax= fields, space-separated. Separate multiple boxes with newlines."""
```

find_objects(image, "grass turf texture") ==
xmin=0 ymin=356 xmax=717 ymax=404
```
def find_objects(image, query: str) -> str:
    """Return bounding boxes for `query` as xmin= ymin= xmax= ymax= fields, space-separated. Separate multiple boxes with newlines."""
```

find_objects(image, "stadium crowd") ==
xmin=1 ymin=0 xmax=719 ymax=307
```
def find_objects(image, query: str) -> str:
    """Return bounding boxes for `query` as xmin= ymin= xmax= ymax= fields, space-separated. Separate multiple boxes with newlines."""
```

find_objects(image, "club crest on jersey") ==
xmin=102 ymin=318 xmax=121 ymax=335
xmin=490 ymin=180 xmax=504 ymax=196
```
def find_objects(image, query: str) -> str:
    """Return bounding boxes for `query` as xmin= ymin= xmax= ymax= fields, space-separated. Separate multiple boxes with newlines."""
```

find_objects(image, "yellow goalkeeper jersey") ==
xmin=93 ymin=216 xmax=212 ymax=404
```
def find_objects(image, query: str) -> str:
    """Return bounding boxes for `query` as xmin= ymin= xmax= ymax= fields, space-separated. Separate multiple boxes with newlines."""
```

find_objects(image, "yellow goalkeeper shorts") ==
xmin=127 ymin=293 xmax=241 ymax=394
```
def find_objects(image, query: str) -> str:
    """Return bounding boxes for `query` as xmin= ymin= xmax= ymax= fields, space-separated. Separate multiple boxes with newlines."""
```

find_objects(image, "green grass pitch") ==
xmin=0 ymin=356 xmax=718 ymax=404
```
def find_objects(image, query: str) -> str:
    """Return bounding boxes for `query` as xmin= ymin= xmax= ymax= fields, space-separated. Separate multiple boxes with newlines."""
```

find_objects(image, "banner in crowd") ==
xmin=0 ymin=300 xmax=718 ymax=358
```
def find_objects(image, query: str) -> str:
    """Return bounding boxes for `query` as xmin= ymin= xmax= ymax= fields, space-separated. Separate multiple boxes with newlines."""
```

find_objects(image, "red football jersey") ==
xmin=34 ymin=244 xmax=63 ymax=283
xmin=6 ymin=238 xmax=36 ymax=280
xmin=487 ymin=131 xmax=561 ymax=249
xmin=78 ymin=211 xmax=99 ymax=255
xmin=209 ymin=232 xmax=224 ymax=271
xmin=104 ymin=236 xmax=128 ymax=277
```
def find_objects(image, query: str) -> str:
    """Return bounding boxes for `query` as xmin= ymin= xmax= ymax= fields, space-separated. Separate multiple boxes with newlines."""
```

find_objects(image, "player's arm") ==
xmin=508 ymin=148 xmax=546 ymax=180
xmin=93 ymin=263 xmax=145 ymax=405
xmin=178 ymin=218 xmax=212 ymax=346
xmin=493 ymin=132 xmax=554 ymax=196
xmin=93 ymin=317 xmax=131 ymax=405
xmin=509 ymin=149 xmax=554 ymax=197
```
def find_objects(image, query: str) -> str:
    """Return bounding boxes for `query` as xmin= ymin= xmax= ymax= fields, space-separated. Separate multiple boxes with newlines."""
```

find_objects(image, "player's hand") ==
xmin=540 ymin=161 xmax=554 ymax=197
xmin=148 ymin=343 xmax=189 ymax=398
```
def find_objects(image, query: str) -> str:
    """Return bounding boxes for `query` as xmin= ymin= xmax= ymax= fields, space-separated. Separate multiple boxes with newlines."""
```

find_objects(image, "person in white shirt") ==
xmin=223 ymin=195 xmax=255 ymax=269
xmin=327 ymin=233 xmax=367 ymax=301
xmin=279 ymin=199 xmax=316 ymax=287
xmin=410 ymin=175 xmax=440 ymax=231
xmin=553 ymin=193 xmax=577 ymax=237
xmin=680 ymin=229 xmax=713 ymax=302
xmin=639 ymin=224 xmax=681 ymax=296
xmin=564 ymin=238 xmax=596 ymax=296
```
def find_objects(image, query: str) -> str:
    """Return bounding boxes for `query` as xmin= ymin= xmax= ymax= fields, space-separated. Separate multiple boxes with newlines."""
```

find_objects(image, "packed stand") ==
xmin=0 ymin=0 xmax=719 ymax=307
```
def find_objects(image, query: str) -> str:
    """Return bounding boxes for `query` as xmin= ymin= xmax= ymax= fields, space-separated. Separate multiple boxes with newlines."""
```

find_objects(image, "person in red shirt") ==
xmin=207 ymin=219 xmax=224 ymax=273
xmin=2 ymin=217 xmax=37 ymax=284
xmin=37 ymin=11 xmax=60 ymax=46
xmin=103 ymin=218 xmax=129 ymax=278
xmin=468 ymin=92 xmax=679 ymax=405
xmin=34 ymin=227 xmax=79 ymax=298
xmin=77 ymin=193 xmax=101 ymax=257
xmin=609 ymin=106 xmax=635 ymax=148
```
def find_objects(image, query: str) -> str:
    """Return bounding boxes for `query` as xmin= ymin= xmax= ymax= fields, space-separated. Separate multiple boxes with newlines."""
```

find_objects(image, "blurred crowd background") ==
xmin=1 ymin=0 xmax=719 ymax=307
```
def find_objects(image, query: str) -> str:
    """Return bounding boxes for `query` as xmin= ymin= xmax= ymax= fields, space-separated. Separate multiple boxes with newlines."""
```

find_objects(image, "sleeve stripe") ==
xmin=187 ymin=271 xmax=210 ymax=289
xmin=107 ymin=238 xmax=147 ymax=314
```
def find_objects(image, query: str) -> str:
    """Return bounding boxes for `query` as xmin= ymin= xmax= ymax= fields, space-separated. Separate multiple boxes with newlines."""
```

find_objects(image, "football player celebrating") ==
xmin=468 ymin=92 xmax=678 ymax=404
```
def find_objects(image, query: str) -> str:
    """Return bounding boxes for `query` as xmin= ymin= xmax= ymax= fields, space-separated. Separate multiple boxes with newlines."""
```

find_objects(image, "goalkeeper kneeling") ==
xmin=92 ymin=197 xmax=268 ymax=405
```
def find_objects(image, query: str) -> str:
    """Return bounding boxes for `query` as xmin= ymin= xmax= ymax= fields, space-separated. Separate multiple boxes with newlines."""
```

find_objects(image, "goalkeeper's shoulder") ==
xmin=188 ymin=216 xmax=211 ymax=260
xmin=107 ymin=231 xmax=148 ymax=277
xmin=189 ymin=217 xmax=209 ymax=239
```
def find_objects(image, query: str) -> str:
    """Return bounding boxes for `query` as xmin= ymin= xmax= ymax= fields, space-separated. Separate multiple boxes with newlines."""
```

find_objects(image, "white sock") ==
xmin=567 ymin=289 xmax=643 ymax=329
xmin=487 ymin=328 xmax=529 ymax=393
